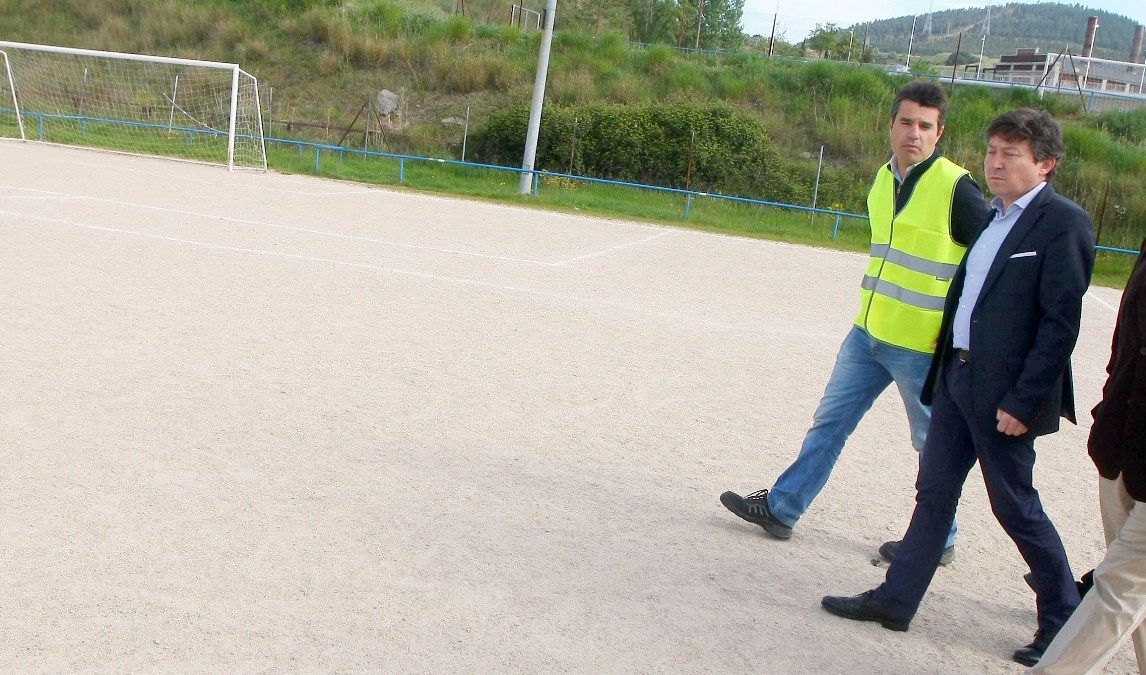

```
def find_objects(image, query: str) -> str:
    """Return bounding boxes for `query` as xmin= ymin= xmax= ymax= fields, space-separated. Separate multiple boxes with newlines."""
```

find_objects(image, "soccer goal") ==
xmin=0 ymin=41 xmax=266 ymax=171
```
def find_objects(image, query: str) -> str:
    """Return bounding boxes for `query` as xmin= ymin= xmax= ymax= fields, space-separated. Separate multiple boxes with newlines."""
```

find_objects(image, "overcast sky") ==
xmin=741 ymin=0 xmax=1146 ymax=42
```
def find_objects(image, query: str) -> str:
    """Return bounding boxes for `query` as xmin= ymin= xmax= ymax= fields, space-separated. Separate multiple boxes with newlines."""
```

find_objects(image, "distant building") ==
xmin=1046 ymin=52 xmax=1146 ymax=94
xmin=980 ymin=47 xmax=1144 ymax=95
xmin=989 ymin=48 xmax=1050 ymax=85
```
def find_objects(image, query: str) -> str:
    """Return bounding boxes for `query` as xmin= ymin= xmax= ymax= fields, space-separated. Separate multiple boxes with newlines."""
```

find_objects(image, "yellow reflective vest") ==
xmin=855 ymin=157 xmax=969 ymax=354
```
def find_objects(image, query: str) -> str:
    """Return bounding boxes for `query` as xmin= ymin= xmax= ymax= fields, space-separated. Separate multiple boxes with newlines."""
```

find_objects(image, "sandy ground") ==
xmin=0 ymin=141 xmax=1134 ymax=673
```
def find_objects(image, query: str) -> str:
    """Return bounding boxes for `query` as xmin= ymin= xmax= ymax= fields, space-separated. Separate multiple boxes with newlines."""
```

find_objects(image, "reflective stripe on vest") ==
xmin=860 ymin=275 xmax=948 ymax=311
xmin=855 ymin=157 xmax=971 ymax=353
xmin=868 ymin=245 xmax=961 ymax=280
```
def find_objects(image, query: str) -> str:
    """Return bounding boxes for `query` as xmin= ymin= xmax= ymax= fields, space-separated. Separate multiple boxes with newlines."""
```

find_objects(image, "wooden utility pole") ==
xmin=694 ymin=0 xmax=705 ymax=50
xmin=951 ymin=31 xmax=963 ymax=85
xmin=768 ymin=10 xmax=778 ymax=56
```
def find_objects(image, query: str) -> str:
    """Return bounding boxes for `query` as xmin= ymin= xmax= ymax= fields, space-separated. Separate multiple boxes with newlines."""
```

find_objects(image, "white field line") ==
xmin=10 ymin=143 xmax=332 ymax=193
xmin=5 ymin=145 xmax=667 ymax=230
xmin=1 ymin=185 xmax=560 ymax=267
xmin=1 ymin=184 xmax=678 ymax=268
xmin=0 ymin=209 xmax=830 ymax=343
xmin=553 ymin=231 xmax=674 ymax=266
xmin=1085 ymin=290 xmax=1120 ymax=313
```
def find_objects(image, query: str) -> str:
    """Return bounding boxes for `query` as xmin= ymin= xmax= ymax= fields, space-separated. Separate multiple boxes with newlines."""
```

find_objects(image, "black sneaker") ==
xmin=878 ymin=539 xmax=955 ymax=566
xmin=720 ymin=489 xmax=793 ymax=540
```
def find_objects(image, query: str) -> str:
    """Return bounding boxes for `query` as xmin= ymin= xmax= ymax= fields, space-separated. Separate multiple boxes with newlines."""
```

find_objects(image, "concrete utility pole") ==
xmin=977 ymin=8 xmax=991 ymax=78
xmin=906 ymin=15 xmax=918 ymax=69
xmin=518 ymin=0 xmax=557 ymax=195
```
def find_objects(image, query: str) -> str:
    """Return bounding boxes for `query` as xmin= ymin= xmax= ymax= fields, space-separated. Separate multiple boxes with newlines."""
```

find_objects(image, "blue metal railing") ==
xmin=257 ymin=134 xmax=868 ymax=239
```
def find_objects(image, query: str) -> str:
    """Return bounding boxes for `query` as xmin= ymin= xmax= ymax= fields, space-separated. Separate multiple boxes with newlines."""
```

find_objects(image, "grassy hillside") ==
xmin=852 ymin=2 xmax=1144 ymax=61
xmin=2 ymin=0 xmax=1143 ymax=264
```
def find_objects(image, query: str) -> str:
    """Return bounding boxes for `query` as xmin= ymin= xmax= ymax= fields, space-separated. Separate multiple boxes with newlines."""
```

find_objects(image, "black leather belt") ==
xmin=955 ymin=349 xmax=971 ymax=364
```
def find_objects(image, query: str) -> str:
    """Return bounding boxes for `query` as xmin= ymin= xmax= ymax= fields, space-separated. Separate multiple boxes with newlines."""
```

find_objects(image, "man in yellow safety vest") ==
xmin=720 ymin=81 xmax=991 ymax=564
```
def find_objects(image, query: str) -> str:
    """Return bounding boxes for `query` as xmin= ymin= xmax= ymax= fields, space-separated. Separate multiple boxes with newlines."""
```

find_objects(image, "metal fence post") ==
xmin=832 ymin=214 xmax=842 ymax=239
xmin=313 ymin=146 xmax=321 ymax=173
xmin=684 ymin=193 xmax=693 ymax=220
xmin=398 ymin=157 xmax=405 ymax=183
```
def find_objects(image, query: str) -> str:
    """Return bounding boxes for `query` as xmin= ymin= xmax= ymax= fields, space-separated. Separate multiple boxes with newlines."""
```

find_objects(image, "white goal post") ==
xmin=0 ymin=41 xmax=266 ymax=171
xmin=0 ymin=50 xmax=26 ymax=141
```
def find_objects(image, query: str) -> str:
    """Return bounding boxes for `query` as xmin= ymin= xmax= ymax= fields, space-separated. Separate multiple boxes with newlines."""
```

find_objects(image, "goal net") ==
xmin=0 ymin=41 xmax=266 ymax=171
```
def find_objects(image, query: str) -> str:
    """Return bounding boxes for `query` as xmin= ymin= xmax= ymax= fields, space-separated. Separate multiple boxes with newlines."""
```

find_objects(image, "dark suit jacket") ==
xmin=922 ymin=184 xmax=1096 ymax=437
xmin=1089 ymin=237 xmax=1146 ymax=499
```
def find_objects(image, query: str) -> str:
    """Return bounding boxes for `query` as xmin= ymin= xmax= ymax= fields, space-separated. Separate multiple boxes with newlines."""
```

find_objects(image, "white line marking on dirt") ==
xmin=0 ymin=186 xmax=561 ymax=267
xmin=554 ymin=231 xmax=674 ymax=266
xmin=1085 ymin=290 xmax=1119 ymax=313
xmin=2 ymin=210 xmax=824 ymax=341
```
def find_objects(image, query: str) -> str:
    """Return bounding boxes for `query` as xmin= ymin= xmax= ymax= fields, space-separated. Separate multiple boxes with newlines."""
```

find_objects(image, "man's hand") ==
xmin=996 ymin=409 xmax=1029 ymax=436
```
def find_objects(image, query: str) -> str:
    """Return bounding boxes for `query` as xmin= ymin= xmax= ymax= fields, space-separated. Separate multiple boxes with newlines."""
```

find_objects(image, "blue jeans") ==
xmin=767 ymin=326 xmax=958 ymax=548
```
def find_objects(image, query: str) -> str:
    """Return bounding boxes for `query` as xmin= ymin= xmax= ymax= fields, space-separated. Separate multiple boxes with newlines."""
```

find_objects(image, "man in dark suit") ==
xmin=819 ymin=108 xmax=1096 ymax=667
xmin=1028 ymin=236 xmax=1146 ymax=673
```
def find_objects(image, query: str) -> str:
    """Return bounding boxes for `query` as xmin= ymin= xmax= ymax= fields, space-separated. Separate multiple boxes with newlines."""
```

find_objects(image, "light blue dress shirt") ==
xmin=951 ymin=182 xmax=1047 ymax=349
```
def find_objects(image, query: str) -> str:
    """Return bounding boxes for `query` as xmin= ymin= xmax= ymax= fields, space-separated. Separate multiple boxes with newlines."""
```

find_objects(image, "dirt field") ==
xmin=0 ymin=141 xmax=1132 ymax=672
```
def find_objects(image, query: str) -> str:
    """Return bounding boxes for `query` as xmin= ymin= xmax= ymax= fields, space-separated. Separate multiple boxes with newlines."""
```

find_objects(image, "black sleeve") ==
xmin=950 ymin=175 xmax=992 ymax=246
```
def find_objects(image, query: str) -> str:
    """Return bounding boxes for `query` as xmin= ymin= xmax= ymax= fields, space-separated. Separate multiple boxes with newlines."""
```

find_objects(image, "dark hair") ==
xmin=890 ymin=81 xmax=948 ymax=125
xmin=985 ymin=108 xmax=1063 ymax=177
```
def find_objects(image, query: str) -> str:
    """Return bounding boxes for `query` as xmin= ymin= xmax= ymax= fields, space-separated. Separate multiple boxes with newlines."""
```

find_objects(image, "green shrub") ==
xmin=435 ymin=16 xmax=473 ymax=43
xmin=798 ymin=60 xmax=837 ymax=93
xmin=836 ymin=67 xmax=892 ymax=101
xmin=362 ymin=0 xmax=403 ymax=36
xmin=1092 ymin=108 xmax=1146 ymax=146
xmin=667 ymin=61 xmax=710 ymax=94
xmin=637 ymin=44 xmax=675 ymax=76
xmin=550 ymin=69 xmax=599 ymax=104
xmin=475 ymin=24 xmax=524 ymax=51
xmin=605 ymin=72 xmax=650 ymax=104
xmin=716 ymin=71 xmax=748 ymax=99
xmin=595 ymin=32 xmax=628 ymax=63
xmin=1063 ymin=126 xmax=1146 ymax=173
xmin=400 ymin=11 xmax=436 ymax=35
xmin=469 ymin=102 xmax=808 ymax=203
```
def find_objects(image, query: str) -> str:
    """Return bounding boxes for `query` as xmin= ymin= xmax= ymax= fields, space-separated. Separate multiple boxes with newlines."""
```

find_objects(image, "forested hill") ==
xmin=851 ymin=3 xmax=1143 ymax=60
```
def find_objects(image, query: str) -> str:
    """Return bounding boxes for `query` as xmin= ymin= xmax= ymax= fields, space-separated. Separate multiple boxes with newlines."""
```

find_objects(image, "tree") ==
xmin=804 ymin=23 xmax=842 ymax=59
xmin=627 ymin=0 xmax=676 ymax=44
xmin=909 ymin=57 xmax=939 ymax=76
xmin=700 ymin=0 xmax=745 ymax=50
xmin=624 ymin=0 xmax=743 ymax=50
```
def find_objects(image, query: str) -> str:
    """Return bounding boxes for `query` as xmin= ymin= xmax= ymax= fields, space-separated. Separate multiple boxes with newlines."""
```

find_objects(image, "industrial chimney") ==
xmin=1082 ymin=15 xmax=1099 ymax=58
xmin=1132 ymin=25 xmax=1145 ymax=64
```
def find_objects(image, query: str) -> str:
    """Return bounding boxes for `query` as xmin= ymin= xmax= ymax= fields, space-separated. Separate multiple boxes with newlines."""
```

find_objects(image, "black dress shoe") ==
xmin=720 ymin=489 xmax=793 ymax=540
xmin=821 ymin=590 xmax=910 ymax=631
xmin=879 ymin=539 xmax=955 ymax=566
xmin=1013 ymin=628 xmax=1057 ymax=667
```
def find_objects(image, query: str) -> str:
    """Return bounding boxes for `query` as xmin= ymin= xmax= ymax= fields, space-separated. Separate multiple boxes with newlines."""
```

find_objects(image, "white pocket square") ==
xmin=1010 ymin=251 xmax=1037 ymax=259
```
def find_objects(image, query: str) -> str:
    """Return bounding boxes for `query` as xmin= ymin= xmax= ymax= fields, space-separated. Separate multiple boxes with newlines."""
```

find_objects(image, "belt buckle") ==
xmin=957 ymin=349 xmax=969 ymax=364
